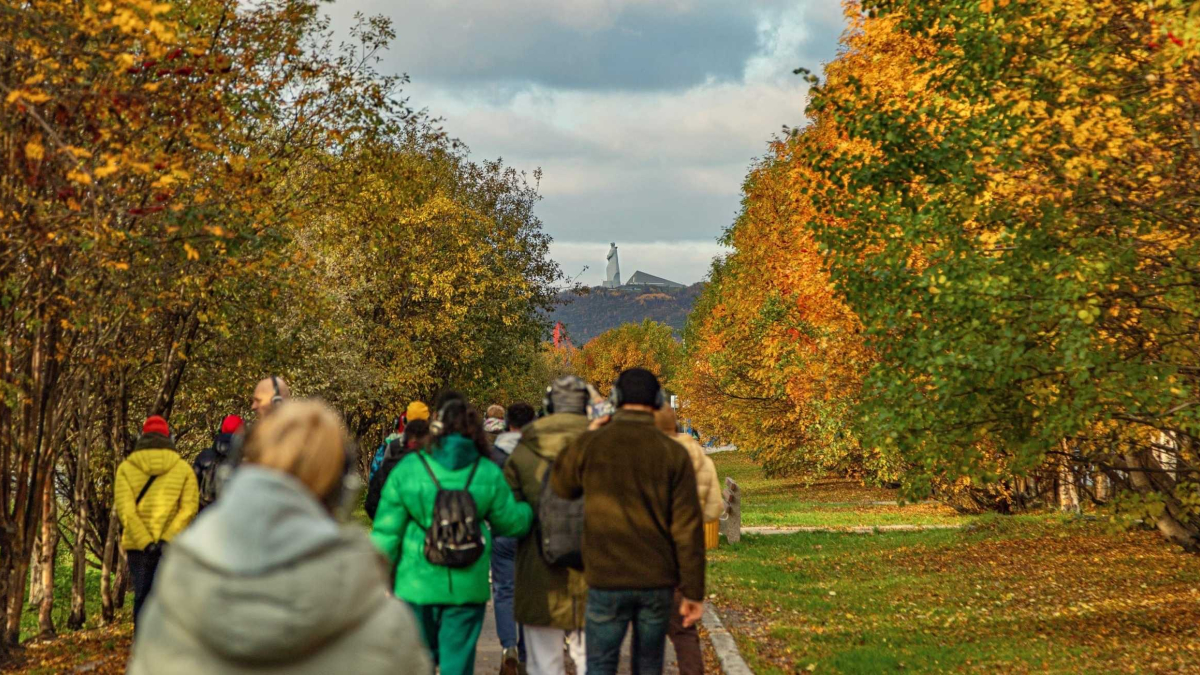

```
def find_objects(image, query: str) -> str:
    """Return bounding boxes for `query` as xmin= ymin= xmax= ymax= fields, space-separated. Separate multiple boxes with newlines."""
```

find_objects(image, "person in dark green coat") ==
xmin=503 ymin=376 xmax=593 ymax=674
xmin=371 ymin=398 xmax=533 ymax=675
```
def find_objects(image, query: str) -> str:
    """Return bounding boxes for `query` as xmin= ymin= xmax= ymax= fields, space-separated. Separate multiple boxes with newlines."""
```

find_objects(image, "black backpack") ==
xmin=365 ymin=437 xmax=417 ymax=521
xmin=537 ymin=458 xmax=585 ymax=570
xmin=194 ymin=434 xmax=235 ymax=510
xmin=417 ymin=454 xmax=485 ymax=568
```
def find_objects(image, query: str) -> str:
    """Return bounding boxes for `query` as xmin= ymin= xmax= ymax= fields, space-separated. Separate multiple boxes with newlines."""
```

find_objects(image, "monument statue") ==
xmin=604 ymin=242 xmax=621 ymax=289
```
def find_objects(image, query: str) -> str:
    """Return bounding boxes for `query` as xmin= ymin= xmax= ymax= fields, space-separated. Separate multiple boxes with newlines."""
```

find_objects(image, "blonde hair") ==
xmin=242 ymin=399 xmax=349 ymax=503
xmin=654 ymin=405 xmax=678 ymax=435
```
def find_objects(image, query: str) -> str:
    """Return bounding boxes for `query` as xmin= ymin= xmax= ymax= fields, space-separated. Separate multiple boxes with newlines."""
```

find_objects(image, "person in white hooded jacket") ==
xmin=129 ymin=400 xmax=431 ymax=675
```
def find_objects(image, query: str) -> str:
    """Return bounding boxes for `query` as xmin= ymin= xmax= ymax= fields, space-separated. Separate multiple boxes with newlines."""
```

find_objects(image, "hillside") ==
xmin=548 ymin=283 xmax=704 ymax=344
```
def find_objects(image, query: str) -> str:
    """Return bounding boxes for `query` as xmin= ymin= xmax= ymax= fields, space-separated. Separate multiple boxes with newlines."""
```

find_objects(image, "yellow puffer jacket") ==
xmin=115 ymin=434 xmax=199 ymax=551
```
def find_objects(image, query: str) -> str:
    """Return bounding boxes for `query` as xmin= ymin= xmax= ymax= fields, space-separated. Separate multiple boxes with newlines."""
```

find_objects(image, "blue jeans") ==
xmin=586 ymin=587 xmax=673 ymax=675
xmin=491 ymin=536 xmax=520 ymax=650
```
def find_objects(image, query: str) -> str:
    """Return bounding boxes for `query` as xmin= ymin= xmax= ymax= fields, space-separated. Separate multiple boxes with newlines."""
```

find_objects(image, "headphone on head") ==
xmin=270 ymin=376 xmax=284 ymax=407
xmin=429 ymin=399 xmax=461 ymax=436
xmin=609 ymin=378 xmax=666 ymax=410
xmin=323 ymin=441 xmax=363 ymax=521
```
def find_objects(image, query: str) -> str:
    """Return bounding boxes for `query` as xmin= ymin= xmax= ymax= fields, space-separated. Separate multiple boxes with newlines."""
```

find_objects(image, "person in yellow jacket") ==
xmin=114 ymin=415 xmax=199 ymax=628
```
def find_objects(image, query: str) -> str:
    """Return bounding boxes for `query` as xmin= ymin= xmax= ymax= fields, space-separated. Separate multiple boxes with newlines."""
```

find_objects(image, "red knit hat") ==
xmin=142 ymin=415 xmax=170 ymax=437
xmin=220 ymin=414 xmax=244 ymax=434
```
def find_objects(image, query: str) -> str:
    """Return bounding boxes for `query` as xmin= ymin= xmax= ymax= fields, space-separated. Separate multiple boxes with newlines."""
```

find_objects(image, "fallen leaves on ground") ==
xmin=5 ymin=623 xmax=132 ymax=674
xmin=709 ymin=518 xmax=1200 ymax=673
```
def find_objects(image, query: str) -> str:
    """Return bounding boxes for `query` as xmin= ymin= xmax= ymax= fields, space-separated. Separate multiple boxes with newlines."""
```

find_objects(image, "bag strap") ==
xmin=416 ymin=453 xmax=441 ymax=489
xmin=463 ymin=459 xmax=481 ymax=490
xmin=136 ymin=475 xmax=159 ymax=505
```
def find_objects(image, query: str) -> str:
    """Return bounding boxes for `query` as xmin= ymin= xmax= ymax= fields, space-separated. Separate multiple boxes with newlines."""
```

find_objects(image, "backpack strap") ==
xmin=463 ymin=459 xmax=481 ymax=490
xmin=136 ymin=475 xmax=159 ymax=505
xmin=417 ymin=453 xmax=441 ymax=489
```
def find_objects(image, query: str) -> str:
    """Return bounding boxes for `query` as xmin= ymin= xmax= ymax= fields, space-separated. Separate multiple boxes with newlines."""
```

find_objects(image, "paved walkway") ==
xmin=474 ymin=602 xmax=678 ymax=674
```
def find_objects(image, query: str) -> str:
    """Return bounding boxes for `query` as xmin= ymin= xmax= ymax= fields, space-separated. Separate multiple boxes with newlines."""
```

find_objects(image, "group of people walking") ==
xmin=110 ymin=367 xmax=723 ymax=674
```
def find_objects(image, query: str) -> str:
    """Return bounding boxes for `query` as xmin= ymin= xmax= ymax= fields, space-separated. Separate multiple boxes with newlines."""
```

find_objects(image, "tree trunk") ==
xmin=4 ymin=559 xmax=29 ymax=645
xmin=1057 ymin=443 xmax=1080 ymax=513
xmin=99 ymin=511 xmax=119 ymax=625
xmin=67 ymin=440 xmax=89 ymax=630
xmin=36 ymin=484 xmax=57 ymax=639
xmin=1124 ymin=449 xmax=1199 ymax=552
xmin=113 ymin=549 xmax=128 ymax=617
xmin=28 ymin=528 xmax=43 ymax=608
xmin=1094 ymin=470 xmax=1111 ymax=502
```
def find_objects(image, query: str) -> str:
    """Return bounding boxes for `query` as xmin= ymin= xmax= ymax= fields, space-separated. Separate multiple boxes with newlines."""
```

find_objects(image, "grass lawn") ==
xmin=708 ymin=453 xmax=1200 ymax=673
xmin=714 ymin=451 xmax=975 ymax=528
xmin=18 ymin=544 xmax=130 ymax=644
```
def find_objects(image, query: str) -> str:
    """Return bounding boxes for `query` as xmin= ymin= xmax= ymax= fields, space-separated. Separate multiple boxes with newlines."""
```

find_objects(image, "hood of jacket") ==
xmin=493 ymin=431 xmax=521 ymax=456
xmin=125 ymin=435 xmax=181 ymax=477
xmin=153 ymin=466 xmax=389 ymax=664
xmin=519 ymin=412 xmax=589 ymax=461
xmin=430 ymin=433 xmax=484 ymax=470
xmin=211 ymin=431 xmax=237 ymax=457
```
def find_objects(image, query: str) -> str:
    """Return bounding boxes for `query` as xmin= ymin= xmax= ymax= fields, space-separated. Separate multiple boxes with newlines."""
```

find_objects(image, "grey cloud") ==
xmin=330 ymin=0 xmax=840 ymax=93
xmin=321 ymin=0 xmax=846 ymax=249
xmin=536 ymin=172 xmax=744 ymax=243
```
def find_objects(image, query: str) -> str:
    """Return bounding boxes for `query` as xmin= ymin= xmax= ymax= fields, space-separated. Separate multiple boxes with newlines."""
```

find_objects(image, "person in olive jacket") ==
xmin=371 ymin=398 xmax=533 ymax=675
xmin=503 ymin=376 xmax=594 ymax=675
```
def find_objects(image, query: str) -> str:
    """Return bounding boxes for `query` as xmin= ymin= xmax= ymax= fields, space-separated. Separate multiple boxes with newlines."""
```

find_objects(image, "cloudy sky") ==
xmin=327 ymin=0 xmax=846 ymax=286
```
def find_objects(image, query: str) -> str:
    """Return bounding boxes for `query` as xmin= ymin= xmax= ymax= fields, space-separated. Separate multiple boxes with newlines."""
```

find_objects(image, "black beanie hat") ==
xmin=615 ymin=368 xmax=661 ymax=408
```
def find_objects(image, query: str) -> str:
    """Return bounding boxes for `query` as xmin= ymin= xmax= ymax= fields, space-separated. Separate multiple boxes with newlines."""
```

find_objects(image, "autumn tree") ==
xmin=677 ymin=138 xmax=877 ymax=478
xmin=1 ymin=0 xmax=563 ymax=653
xmin=573 ymin=320 xmax=682 ymax=396
xmin=800 ymin=0 xmax=1200 ymax=546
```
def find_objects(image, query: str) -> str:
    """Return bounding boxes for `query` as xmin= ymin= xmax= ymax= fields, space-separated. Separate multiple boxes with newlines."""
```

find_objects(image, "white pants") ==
xmin=523 ymin=625 xmax=586 ymax=675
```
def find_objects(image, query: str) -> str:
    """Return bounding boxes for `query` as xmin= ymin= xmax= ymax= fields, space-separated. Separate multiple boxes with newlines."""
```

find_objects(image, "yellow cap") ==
xmin=406 ymin=401 xmax=430 ymax=422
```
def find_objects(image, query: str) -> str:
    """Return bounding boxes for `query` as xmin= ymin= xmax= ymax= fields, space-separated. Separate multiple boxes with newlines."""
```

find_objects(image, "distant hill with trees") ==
xmin=549 ymin=284 xmax=704 ymax=344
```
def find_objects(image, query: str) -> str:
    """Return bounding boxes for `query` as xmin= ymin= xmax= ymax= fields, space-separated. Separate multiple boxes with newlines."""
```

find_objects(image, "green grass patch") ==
xmin=707 ymin=453 xmax=1200 ymax=673
xmin=713 ymin=452 xmax=977 ymax=528
xmin=19 ymin=539 xmax=130 ymax=644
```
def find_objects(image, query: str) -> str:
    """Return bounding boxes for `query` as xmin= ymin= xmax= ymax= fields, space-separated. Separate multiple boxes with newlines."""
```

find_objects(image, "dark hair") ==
xmin=404 ymin=419 xmax=431 ymax=447
xmin=433 ymin=389 xmax=466 ymax=413
xmin=616 ymin=368 xmax=662 ymax=408
xmin=435 ymin=399 xmax=491 ymax=457
xmin=506 ymin=402 xmax=536 ymax=430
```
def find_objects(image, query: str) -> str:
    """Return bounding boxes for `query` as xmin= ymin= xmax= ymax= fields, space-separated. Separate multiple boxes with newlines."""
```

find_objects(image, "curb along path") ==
xmin=702 ymin=604 xmax=754 ymax=675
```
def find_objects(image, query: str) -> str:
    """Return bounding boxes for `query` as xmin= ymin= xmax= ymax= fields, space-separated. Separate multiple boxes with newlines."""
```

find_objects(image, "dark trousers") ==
xmin=668 ymin=590 xmax=703 ymax=675
xmin=127 ymin=547 xmax=163 ymax=629
xmin=491 ymin=535 xmax=521 ymax=652
xmin=586 ymin=587 xmax=673 ymax=675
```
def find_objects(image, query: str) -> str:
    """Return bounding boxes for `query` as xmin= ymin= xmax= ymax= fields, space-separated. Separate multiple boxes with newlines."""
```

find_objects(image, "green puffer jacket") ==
xmin=371 ymin=434 xmax=533 ymax=606
xmin=502 ymin=413 xmax=590 ymax=629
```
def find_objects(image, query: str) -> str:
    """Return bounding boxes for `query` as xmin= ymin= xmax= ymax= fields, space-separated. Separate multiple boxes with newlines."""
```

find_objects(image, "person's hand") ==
xmin=680 ymin=598 xmax=704 ymax=628
xmin=588 ymin=414 xmax=611 ymax=431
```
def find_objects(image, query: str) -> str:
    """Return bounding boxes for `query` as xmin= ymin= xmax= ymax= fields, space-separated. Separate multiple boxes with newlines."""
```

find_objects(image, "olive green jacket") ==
xmin=502 ymin=413 xmax=590 ymax=630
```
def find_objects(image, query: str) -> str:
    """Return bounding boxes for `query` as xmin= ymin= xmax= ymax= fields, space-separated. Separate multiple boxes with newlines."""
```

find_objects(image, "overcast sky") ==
xmin=326 ymin=0 xmax=846 ymax=285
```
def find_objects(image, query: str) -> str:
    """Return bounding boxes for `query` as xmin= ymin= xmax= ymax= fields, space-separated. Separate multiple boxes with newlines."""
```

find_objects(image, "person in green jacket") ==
xmin=372 ymin=396 xmax=533 ymax=675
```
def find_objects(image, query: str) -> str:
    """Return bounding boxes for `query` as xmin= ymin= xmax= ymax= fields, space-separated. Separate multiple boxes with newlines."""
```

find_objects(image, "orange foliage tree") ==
xmin=573 ymin=320 xmax=682 ymax=397
xmin=688 ymin=0 xmax=1200 ymax=547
